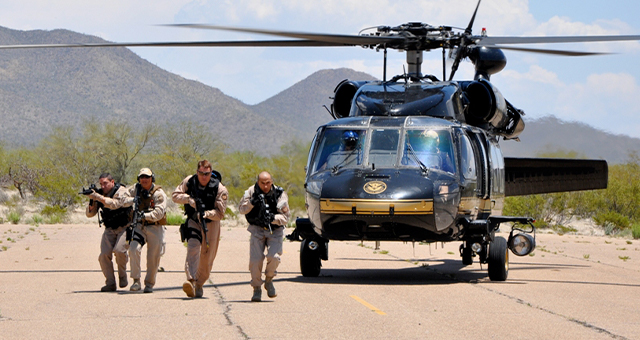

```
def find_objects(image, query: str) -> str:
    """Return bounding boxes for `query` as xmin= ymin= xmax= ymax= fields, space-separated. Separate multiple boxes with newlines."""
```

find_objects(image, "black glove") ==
xmin=250 ymin=192 xmax=262 ymax=206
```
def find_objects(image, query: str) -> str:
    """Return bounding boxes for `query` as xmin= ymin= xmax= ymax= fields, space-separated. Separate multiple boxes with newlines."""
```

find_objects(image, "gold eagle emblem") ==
xmin=363 ymin=181 xmax=387 ymax=194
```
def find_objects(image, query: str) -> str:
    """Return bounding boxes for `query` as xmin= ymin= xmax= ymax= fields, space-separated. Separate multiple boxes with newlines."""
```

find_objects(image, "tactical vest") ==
xmin=246 ymin=184 xmax=283 ymax=228
xmin=136 ymin=183 xmax=167 ymax=225
xmin=97 ymin=183 xmax=132 ymax=229
xmin=184 ymin=174 xmax=220 ymax=222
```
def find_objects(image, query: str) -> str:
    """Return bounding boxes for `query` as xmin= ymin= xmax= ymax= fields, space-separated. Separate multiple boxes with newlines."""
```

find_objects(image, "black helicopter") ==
xmin=1 ymin=0 xmax=636 ymax=281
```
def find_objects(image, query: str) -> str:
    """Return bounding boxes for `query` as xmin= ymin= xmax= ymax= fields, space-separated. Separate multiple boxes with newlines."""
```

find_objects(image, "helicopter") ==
xmin=1 ymin=0 xmax=636 ymax=281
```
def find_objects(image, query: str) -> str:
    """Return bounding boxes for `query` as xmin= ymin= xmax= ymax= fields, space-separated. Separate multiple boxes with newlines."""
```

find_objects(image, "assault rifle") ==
xmin=257 ymin=194 xmax=275 ymax=234
xmin=126 ymin=195 xmax=144 ymax=245
xmin=79 ymin=183 xmax=98 ymax=195
xmin=194 ymin=197 xmax=209 ymax=250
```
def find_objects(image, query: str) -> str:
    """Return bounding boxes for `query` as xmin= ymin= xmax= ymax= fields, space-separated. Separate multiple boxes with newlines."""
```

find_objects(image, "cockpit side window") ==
xmin=311 ymin=129 xmax=367 ymax=173
xmin=458 ymin=133 xmax=477 ymax=180
xmin=402 ymin=129 xmax=456 ymax=173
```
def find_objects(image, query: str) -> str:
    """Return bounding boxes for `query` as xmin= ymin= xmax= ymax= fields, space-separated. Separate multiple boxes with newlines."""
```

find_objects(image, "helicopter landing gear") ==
xmin=300 ymin=239 xmax=322 ymax=277
xmin=487 ymin=236 xmax=509 ymax=281
xmin=460 ymin=243 xmax=473 ymax=266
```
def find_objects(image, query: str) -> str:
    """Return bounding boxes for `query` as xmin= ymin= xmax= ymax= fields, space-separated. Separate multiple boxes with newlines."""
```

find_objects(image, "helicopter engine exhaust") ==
xmin=462 ymin=79 xmax=524 ymax=139
xmin=332 ymin=80 xmax=368 ymax=119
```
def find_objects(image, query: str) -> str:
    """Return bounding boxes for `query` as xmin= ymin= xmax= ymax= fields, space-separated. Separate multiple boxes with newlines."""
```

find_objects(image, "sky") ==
xmin=1 ymin=0 xmax=640 ymax=138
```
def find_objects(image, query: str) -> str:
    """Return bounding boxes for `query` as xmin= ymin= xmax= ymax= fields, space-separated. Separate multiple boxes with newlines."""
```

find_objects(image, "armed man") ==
xmin=172 ymin=160 xmax=228 ymax=299
xmin=84 ymin=173 xmax=131 ymax=292
xmin=122 ymin=168 xmax=167 ymax=293
xmin=238 ymin=171 xmax=290 ymax=302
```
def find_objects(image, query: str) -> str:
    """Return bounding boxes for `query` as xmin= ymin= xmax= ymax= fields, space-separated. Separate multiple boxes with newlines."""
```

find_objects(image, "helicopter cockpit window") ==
xmin=367 ymin=129 xmax=400 ymax=168
xmin=311 ymin=129 xmax=367 ymax=173
xmin=403 ymin=129 xmax=456 ymax=173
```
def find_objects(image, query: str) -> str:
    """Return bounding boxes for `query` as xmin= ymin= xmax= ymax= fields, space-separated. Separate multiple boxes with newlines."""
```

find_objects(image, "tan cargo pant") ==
xmin=128 ymin=224 xmax=165 ymax=288
xmin=184 ymin=218 xmax=221 ymax=287
xmin=99 ymin=226 xmax=128 ymax=287
xmin=248 ymin=224 xmax=284 ymax=287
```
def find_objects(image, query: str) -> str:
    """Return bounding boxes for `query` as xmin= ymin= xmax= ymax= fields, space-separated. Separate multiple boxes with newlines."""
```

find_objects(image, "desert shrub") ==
xmin=166 ymin=212 xmax=186 ymax=226
xmin=593 ymin=211 xmax=630 ymax=231
xmin=632 ymin=223 xmax=640 ymax=240
xmin=6 ymin=209 xmax=22 ymax=224
xmin=30 ymin=214 xmax=44 ymax=226
xmin=41 ymin=205 xmax=68 ymax=224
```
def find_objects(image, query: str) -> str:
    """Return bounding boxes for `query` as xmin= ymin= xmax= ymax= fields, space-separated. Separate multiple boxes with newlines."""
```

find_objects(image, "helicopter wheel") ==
xmin=487 ymin=237 xmax=509 ymax=281
xmin=300 ymin=239 xmax=322 ymax=277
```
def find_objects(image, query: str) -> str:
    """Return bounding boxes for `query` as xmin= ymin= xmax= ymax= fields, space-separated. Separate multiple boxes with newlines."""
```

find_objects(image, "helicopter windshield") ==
xmin=402 ymin=129 xmax=456 ymax=174
xmin=310 ymin=126 xmax=457 ymax=174
xmin=312 ymin=129 xmax=367 ymax=173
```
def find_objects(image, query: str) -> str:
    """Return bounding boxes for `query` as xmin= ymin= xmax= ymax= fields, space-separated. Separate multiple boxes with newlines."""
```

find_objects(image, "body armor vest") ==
xmin=184 ymin=175 xmax=220 ymax=222
xmin=246 ymin=184 xmax=283 ymax=228
xmin=98 ymin=183 xmax=132 ymax=229
xmin=136 ymin=183 xmax=167 ymax=225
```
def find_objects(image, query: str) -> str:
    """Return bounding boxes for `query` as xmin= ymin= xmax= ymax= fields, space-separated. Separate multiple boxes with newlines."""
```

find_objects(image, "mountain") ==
xmin=500 ymin=116 xmax=640 ymax=164
xmin=1 ymin=26 xmax=640 ymax=163
xmin=0 ymin=27 xmax=294 ymax=151
xmin=253 ymin=68 xmax=377 ymax=142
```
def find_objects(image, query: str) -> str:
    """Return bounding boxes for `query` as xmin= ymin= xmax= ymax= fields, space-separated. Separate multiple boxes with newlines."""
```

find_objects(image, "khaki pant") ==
xmin=185 ymin=218 xmax=221 ymax=287
xmin=248 ymin=224 xmax=284 ymax=287
xmin=99 ymin=226 xmax=128 ymax=287
xmin=128 ymin=224 xmax=165 ymax=288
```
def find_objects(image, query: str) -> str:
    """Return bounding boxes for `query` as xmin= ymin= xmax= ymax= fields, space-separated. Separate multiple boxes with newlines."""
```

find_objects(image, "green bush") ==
xmin=41 ymin=205 xmax=68 ymax=216
xmin=30 ymin=214 xmax=44 ymax=226
xmin=6 ymin=209 xmax=22 ymax=224
xmin=40 ymin=205 xmax=68 ymax=224
xmin=166 ymin=212 xmax=186 ymax=226
xmin=632 ymin=223 xmax=640 ymax=240
xmin=593 ymin=211 xmax=630 ymax=231
xmin=45 ymin=214 xmax=64 ymax=224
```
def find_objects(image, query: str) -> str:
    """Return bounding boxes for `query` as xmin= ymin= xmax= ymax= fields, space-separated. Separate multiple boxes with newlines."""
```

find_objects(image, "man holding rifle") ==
xmin=172 ymin=160 xmax=228 ymax=299
xmin=238 ymin=171 xmax=290 ymax=302
xmin=122 ymin=168 xmax=167 ymax=293
xmin=83 ymin=173 xmax=131 ymax=292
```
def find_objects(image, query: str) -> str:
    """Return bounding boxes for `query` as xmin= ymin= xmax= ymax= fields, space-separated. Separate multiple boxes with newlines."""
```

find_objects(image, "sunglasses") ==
xmin=197 ymin=171 xmax=212 ymax=176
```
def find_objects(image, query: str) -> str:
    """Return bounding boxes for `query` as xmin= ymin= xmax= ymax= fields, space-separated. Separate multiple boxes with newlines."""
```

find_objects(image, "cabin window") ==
xmin=402 ymin=129 xmax=456 ymax=173
xmin=367 ymin=129 xmax=400 ymax=168
xmin=311 ymin=128 xmax=367 ymax=173
xmin=459 ymin=134 xmax=477 ymax=180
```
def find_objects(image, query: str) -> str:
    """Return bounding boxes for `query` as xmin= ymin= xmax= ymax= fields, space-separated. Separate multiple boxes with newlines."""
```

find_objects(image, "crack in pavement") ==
xmin=209 ymin=279 xmax=249 ymax=340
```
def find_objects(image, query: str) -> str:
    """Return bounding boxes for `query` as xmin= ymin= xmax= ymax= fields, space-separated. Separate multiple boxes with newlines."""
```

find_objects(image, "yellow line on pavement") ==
xmin=350 ymin=295 xmax=386 ymax=315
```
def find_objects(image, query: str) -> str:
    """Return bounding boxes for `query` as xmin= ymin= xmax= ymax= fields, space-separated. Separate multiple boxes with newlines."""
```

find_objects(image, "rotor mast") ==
xmin=406 ymin=50 xmax=423 ymax=77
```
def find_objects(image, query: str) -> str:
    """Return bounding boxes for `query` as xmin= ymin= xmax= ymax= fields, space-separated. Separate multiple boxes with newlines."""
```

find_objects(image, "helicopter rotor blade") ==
xmin=486 ymin=45 xmax=611 ymax=56
xmin=163 ymin=24 xmax=405 ymax=46
xmin=0 ymin=39 xmax=351 ymax=50
xmin=477 ymin=35 xmax=640 ymax=45
xmin=465 ymin=0 xmax=482 ymax=34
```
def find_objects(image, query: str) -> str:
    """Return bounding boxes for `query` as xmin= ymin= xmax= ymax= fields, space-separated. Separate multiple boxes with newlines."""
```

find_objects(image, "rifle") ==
xmin=126 ymin=195 xmax=144 ymax=245
xmin=257 ymin=194 xmax=275 ymax=234
xmin=79 ymin=184 xmax=103 ymax=227
xmin=79 ymin=183 xmax=98 ymax=195
xmin=194 ymin=197 xmax=209 ymax=250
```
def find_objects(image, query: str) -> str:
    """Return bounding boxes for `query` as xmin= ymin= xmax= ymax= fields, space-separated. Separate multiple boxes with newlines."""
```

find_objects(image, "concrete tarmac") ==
xmin=1 ymin=222 xmax=639 ymax=339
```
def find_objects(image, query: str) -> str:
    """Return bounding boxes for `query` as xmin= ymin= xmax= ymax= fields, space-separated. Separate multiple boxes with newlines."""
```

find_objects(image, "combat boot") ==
xmin=264 ymin=277 xmax=277 ymax=298
xmin=144 ymin=285 xmax=153 ymax=293
xmin=251 ymin=286 xmax=262 ymax=302
xmin=130 ymin=279 xmax=141 ymax=291
xmin=183 ymin=280 xmax=195 ymax=298
xmin=119 ymin=276 xmax=128 ymax=288
xmin=195 ymin=284 xmax=204 ymax=298
xmin=101 ymin=284 xmax=117 ymax=292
